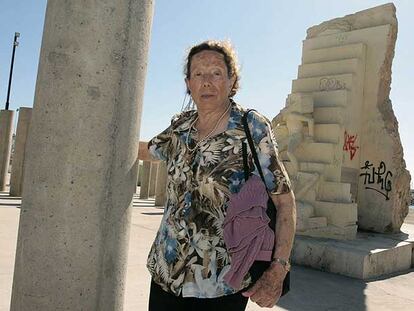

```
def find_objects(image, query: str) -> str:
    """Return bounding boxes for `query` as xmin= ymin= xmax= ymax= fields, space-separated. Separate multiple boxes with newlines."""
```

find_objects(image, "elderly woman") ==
xmin=147 ymin=40 xmax=296 ymax=310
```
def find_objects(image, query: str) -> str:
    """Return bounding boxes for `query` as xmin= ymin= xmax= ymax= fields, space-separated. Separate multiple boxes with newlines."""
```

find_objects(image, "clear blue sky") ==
xmin=0 ymin=0 xmax=413 ymax=181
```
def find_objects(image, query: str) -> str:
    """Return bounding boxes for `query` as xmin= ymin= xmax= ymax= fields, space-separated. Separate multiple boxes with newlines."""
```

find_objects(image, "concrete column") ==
xmin=139 ymin=161 xmax=151 ymax=199
xmin=155 ymin=162 xmax=168 ymax=206
xmin=10 ymin=108 xmax=32 ymax=197
xmin=10 ymin=1 xmax=153 ymax=311
xmin=137 ymin=161 xmax=143 ymax=186
xmin=0 ymin=110 xmax=14 ymax=192
xmin=149 ymin=162 xmax=159 ymax=197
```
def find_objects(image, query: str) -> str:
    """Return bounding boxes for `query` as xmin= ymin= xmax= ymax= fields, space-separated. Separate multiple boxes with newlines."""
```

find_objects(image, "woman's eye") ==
xmin=194 ymin=72 xmax=202 ymax=77
xmin=213 ymin=71 xmax=222 ymax=76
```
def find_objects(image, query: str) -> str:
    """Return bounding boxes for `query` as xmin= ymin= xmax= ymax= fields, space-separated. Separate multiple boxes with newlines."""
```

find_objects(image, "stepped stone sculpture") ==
xmin=273 ymin=3 xmax=411 ymax=239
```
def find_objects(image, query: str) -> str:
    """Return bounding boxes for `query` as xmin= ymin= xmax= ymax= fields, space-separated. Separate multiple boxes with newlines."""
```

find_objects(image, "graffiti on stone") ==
xmin=319 ymin=78 xmax=346 ymax=91
xmin=343 ymin=130 xmax=359 ymax=160
xmin=359 ymin=160 xmax=392 ymax=200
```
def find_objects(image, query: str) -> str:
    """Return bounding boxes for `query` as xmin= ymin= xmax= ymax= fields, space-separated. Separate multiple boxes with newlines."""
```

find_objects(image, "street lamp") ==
xmin=5 ymin=32 xmax=20 ymax=110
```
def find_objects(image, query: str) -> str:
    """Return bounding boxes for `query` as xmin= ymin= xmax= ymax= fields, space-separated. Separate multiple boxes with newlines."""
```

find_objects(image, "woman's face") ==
xmin=186 ymin=50 xmax=235 ymax=110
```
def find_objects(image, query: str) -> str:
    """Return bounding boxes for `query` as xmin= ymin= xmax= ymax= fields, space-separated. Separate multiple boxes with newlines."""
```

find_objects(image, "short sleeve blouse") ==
xmin=146 ymin=102 xmax=291 ymax=298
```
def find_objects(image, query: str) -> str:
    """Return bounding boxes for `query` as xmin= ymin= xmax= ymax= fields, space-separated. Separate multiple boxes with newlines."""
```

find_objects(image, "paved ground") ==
xmin=1 ymin=190 xmax=414 ymax=310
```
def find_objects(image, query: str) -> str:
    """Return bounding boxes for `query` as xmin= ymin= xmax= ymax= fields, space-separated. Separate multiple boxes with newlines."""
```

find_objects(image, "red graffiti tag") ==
xmin=343 ymin=130 xmax=359 ymax=160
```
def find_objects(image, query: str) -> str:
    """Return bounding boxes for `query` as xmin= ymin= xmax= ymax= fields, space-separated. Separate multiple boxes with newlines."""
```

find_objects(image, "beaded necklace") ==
xmin=185 ymin=102 xmax=232 ymax=153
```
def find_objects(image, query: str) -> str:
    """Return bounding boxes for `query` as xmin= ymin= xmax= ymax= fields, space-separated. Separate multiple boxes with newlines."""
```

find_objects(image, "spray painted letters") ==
xmin=343 ymin=130 xmax=359 ymax=160
xmin=359 ymin=160 xmax=392 ymax=200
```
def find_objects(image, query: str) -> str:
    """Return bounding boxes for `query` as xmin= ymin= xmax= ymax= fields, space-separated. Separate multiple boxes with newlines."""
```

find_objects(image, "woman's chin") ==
xmin=196 ymin=97 xmax=227 ymax=108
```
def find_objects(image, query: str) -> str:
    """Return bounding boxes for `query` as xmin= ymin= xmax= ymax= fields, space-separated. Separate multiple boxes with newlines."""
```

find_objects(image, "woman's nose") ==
xmin=202 ymin=74 xmax=213 ymax=86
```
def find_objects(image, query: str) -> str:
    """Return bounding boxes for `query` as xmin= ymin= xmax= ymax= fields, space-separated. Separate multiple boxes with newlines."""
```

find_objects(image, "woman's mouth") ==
xmin=201 ymin=94 xmax=215 ymax=99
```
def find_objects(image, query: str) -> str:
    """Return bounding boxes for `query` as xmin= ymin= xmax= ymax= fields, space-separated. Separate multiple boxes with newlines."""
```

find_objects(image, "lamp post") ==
xmin=5 ymin=32 xmax=20 ymax=110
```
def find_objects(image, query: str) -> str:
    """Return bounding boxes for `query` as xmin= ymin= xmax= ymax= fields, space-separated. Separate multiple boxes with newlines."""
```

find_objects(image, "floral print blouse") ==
xmin=146 ymin=101 xmax=291 ymax=298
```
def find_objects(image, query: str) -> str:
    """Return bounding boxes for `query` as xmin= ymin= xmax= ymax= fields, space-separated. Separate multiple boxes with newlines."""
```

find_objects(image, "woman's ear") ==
xmin=229 ymin=76 xmax=236 ymax=93
xmin=185 ymin=78 xmax=191 ymax=94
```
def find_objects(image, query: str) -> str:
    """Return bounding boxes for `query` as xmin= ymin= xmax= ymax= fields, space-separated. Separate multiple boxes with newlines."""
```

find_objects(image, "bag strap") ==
xmin=242 ymin=109 xmax=266 ymax=184
xmin=242 ymin=109 xmax=277 ymax=230
xmin=242 ymin=142 xmax=249 ymax=181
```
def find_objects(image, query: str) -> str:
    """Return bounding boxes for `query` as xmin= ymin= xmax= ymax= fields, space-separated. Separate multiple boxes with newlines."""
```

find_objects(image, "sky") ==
xmin=0 ymin=0 xmax=413 ymax=183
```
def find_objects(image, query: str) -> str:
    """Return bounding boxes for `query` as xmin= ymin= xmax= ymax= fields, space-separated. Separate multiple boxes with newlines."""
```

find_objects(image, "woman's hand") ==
xmin=242 ymin=263 xmax=288 ymax=308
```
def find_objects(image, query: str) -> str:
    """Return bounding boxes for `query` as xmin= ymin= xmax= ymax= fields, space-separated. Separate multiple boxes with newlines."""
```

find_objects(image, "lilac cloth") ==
xmin=223 ymin=175 xmax=275 ymax=289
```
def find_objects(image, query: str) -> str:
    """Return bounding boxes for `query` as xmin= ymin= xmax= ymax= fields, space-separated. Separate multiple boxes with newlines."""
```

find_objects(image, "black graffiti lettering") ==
xmin=384 ymin=171 xmax=393 ymax=192
xmin=359 ymin=160 xmax=393 ymax=200
xmin=359 ymin=161 xmax=374 ymax=184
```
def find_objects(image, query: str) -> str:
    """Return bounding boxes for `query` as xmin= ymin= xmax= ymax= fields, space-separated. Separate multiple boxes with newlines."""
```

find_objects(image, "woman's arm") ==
xmin=271 ymin=190 xmax=296 ymax=265
xmin=242 ymin=191 xmax=296 ymax=308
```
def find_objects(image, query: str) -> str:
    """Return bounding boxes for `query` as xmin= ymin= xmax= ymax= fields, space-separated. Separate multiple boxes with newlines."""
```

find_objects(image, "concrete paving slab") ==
xmin=1 ymin=196 xmax=414 ymax=310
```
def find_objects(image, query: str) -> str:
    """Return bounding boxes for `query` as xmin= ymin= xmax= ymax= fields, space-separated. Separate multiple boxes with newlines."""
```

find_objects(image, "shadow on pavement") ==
xmin=277 ymin=265 xmax=367 ymax=311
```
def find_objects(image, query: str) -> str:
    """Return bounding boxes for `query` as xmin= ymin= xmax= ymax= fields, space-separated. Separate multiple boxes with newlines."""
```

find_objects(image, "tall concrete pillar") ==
xmin=149 ymin=161 xmax=159 ymax=197
xmin=155 ymin=162 xmax=168 ymax=206
xmin=140 ymin=161 xmax=151 ymax=199
xmin=10 ymin=1 xmax=153 ymax=311
xmin=10 ymin=108 xmax=32 ymax=197
xmin=137 ymin=161 xmax=143 ymax=186
xmin=0 ymin=110 xmax=14 ymax=192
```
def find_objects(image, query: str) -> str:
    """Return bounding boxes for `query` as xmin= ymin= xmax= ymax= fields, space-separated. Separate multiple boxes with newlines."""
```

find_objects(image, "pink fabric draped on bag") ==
xmin=223 ymin=175 xmax=275 ymax=289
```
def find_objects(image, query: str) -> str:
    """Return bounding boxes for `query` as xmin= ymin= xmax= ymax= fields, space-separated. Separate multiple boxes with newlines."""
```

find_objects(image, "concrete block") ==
xmin=298 ymin=58 xmax=362 ymax=79
xmin=314 ymin=200 xmax=358 ymax=227
xmin=311 ymin=89 xmax=348 ymax=108
xmin=303 ymin=24 xmax=392 ymax=52
xmin=306 ymin=3 xmax=396 ymax=38
xmin=273 ymin=124 xmax=288 ymax=139
xmin=299 ymin=162 xmax=326 ymax=175
xmin=302 ymin=43 xmax=366 ymax=64
xmin=294 ymin=142 xmax=335 ymax=164
xmin=299 ymin=187 xmax=317 ymax=203
xmin=318 ymin=181 xmax=352 ymax=203
xmin=292 ymin=233 xmax=412 ymax=279
xmin=323 ymin=164 xmax=342 ymax=183
xmin=314 ymin=124 xmax=341 ymax=144
xmin=296 ymin=224 xmax=357 ymax=240
xmin=286 ymin=93 xmax=314 ymax=108
xmin=292 ymin=73 xmax=354 ymax=93
xmin=361 ymin=223 xmax=414 ymax=268
xmin=296 ymin=200 xmax=315 ymax=219
xmin=297 ymin=161 xmax=341 ymax=184
xmin=308 ymin=217 xmax=328 ymax=229
xmin=297 ymin=216 xmax=327 ymax=232
xmin=313 ymin=107 xmax=344 ymax=125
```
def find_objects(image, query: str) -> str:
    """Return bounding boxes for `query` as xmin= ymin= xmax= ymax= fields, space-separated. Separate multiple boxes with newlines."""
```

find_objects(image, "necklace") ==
xmin=186 ymin=102 xmax=232 ymax=153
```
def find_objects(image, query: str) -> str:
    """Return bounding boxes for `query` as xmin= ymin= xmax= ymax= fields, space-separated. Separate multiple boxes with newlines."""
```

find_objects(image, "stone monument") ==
xmin=273 ymin=3 xmax=412 ymax=278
